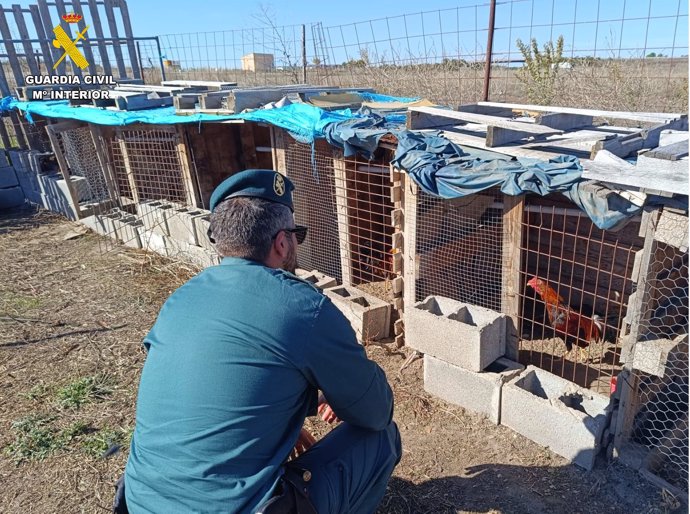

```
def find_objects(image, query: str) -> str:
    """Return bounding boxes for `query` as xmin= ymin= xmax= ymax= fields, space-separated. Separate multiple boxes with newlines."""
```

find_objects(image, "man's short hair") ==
xmin=210 ymin=196 xmax=294 ymax=261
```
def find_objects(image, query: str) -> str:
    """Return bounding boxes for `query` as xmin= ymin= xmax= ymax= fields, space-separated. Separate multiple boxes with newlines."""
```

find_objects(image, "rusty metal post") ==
xmin=301 ymin=24 xmax=307 ymax=83
xmin=482 ymin=0 xmax=497 ymax=102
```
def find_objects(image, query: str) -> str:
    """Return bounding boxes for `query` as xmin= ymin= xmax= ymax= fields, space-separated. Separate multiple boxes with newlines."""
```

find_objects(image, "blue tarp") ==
xmin=391 ymin=131 xmax=641 ymax=230
xmin=1 ymin=95 xmax=642 ymax=229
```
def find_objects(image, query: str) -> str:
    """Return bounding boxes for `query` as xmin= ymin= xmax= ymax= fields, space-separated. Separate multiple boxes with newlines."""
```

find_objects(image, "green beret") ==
xmin=209 ymin=169 xmax=295 ymax=212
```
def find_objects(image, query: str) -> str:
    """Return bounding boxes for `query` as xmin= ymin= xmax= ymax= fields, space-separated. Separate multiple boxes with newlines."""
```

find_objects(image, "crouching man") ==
xmin=122 ymin=169 xmax=401 ymax=513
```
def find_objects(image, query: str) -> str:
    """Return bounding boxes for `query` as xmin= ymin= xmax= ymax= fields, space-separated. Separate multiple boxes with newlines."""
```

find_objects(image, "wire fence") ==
xmin=149 ymin=0 xmax=688 ymax=112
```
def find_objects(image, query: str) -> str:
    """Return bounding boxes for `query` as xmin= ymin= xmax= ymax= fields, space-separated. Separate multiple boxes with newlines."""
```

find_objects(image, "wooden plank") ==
xmin=8 ymin=112 xmax=26 ymax=149
xmin=29 ymin=5 xmax=54 ymax=73
xmin=38 ymin=0 xmax=64 ymax=74
xmin=613 ymin=208 xmax=660 ymax=453
xmin=333 ymin=154 xmax=353 ymax=286
xmin=536 ymin=112 xmax=593 ymax=131
xmin=271 ymin=127 xmax=286 ymax=175
xmin=228 ymin=86 xmax=375 ymax=113
xmin=582 ymin=158 xmax=688 ymax=196
xmin=403 ymin=174 xmax=418 ymax=315
xmin=457 ymin=103 xmax=514 ymax=117
xmin=12 ymin=5 xmax=39 ymax=76
xmin=116 ymin=132 xmax=139 ymax=204
xmin=0 ymin=119 xmax=11 ymax=149
xmin=478 ymin=101 xmax=684 ymax=124
xmin=437 ymin=128 xmax=561 ymax=161
xmin=45 ymin=124 xmax=82 ymax=219
xmin=644 ymin=140 xmax=688 ymax=161
xmin=0 ymin=48 xmax=10 ymax=96
xmin=54 ymin=0 xmax=82 ymax=78
xmin=238 ymin=123 xmax=258 ymax=169
xmin=162 ymin=80 xmax=238 ymax=90
xmin=70 ymin=0 xmax=97 ymax=75
xmin=103 ymin=0 xmax=126 ymax=78
xmin=501 ymin=194 xmax=523 ymax=361
xmin=175 ymin=126 xmax=200 ymax=207
xmin=408 ymin=106 xmax=560 ymax=135
xmin=591 ymin=118 xmax=688 ymax=159
xmin=0 ymin=4 xmax=25 ymax=87
xmin=86 ymin=0 xmax=112 ymax=76
xmin=89 ymin=124 xmax=119 ymax=204
xmin=116 ymin=0 xmax=141 ymax=79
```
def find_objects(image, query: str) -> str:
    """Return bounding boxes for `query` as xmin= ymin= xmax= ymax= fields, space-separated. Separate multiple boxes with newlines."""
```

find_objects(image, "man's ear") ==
xmin=273 ymin=230 xmax=290 ymax=259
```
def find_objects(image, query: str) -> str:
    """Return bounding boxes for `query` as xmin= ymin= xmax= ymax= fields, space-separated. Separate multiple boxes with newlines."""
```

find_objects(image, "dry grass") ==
xmin=0 ymin=207 xmax=682 ymax=513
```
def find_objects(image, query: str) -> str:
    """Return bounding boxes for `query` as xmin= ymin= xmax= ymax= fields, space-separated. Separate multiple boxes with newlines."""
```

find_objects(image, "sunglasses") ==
xmin=275 ymin=225 xmax=308 ymax=245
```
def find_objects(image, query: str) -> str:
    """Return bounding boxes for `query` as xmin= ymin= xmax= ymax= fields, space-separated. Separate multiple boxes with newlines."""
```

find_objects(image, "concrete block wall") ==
xmin=295 ymin=269 xmax=337 ymax=290
xmin=424 ymin=355 xmax=523 ymax=424
xmin=407 ymin=295 xmax=506 ymax=372
xmin=0 ymin=150 xmax=25 ymax=209
xmin=9 ymin=150 xmax=55 ymax=207
xmin=324 ymin=285 xmax=391 ymax=341
xmin=501 ymin=365 xmax=610 ymax=470
xmin=76 ymin=203 xmax=220 ymax=270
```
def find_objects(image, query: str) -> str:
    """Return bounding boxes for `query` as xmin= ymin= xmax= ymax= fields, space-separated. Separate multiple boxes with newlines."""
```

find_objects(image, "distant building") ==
xmin=241 ymin=53 xmax=274 ymax=72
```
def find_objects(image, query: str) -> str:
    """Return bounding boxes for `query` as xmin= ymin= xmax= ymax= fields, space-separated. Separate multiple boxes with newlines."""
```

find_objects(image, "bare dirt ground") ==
xmin=0 ymin=207 xmax=683 ymax=514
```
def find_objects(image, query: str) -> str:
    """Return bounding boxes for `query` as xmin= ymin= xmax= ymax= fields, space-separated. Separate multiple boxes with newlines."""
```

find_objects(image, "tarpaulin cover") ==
xmin=1 ymin=96 xmax=642 ymax=229
xmin=391 ymin=131 xmax=641 ymax=230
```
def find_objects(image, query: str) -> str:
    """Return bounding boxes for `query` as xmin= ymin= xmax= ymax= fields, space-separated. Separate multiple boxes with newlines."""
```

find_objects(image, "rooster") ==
xmin=526 ymin=277 xmax=603 ymax=358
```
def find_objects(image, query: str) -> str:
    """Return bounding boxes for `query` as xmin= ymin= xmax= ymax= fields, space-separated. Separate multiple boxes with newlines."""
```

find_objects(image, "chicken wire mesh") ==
xmin=60 ymin=126 xmax=111 ymax=204
xmin=284 ymin=138 xmax=342 ymax=283
xmin=413 ymin=189 xmax=503 ymax=311
xmin=106 ymin=128 xmax=198 ymax=252
xmin=626 ymin=209 xmax=688 ymax=493
xmin=282 ymin=137 xmax=398 ymax=302
xmin=519 ymin=196 xmax=643 ymax=396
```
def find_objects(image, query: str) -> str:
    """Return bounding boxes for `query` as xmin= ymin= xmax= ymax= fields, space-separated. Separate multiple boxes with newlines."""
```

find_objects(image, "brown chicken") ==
xmin=526 ymin=277 xmax=603 ymax=353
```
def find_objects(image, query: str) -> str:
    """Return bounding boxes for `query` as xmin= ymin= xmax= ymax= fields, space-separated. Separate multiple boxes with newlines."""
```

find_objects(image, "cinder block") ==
xmin=56 ymin=175 xmax=92 ymax=204
xmin=0 ymin=186 xmax=25 ymax=209
xmin=406 ymin=296 xmax=506 ymax=372
xmin=80 ymin=214 xmax=108 ymax=235
xmin=139 ymin=228 xmax=168 ymax=256
xmin=192 ymin=213 xmax=215 ymax=251
xmin=8 ymin=150 xmax=24 ymax=171
xmin=111 ymin=215 xmax=142 ymax=248
xmin=139 ymin=201 xmax=174 ymax=236
xmin=167 ymin=239 xmax=218 ymax=268
xmin=631 ymin=335 xmax=688 ymax=378
xmin=38 ymin=173 xmax=60 ymax=196
xmin=40 ymin=192 xmax=76 ymax=219
xmin=424 ymin=355 xmax=524 ymax=424
xmin=0 ymin=166 xmax=18 ymax=188
xmin=167 ymin=207 xmax=203 ymax=245
xmin=501 ymin=365 xmax=610 ymax=470
xmin=0 ymin=150 xmax=8 ymax=168
xmin=295 ymin=268 xmax=337 ymax=290
xmin=324 ymin=285 xmax=391 ymax=341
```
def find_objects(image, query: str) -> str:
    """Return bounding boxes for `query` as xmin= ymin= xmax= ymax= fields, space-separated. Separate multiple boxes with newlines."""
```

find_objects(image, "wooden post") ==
xmin=104 ymin=0 xmax=127 ymax=78
xmin=403 ymin=177 xmax=418 ymax=320
xmin=0 ymin=5 xmax=25 ymax=87
xmin=38 ymin=0 xmax=63 ymax=74
xmin=46 ymin=123 xmax=82 ymax=219
xmin=71 ymin=0 xmax=97 ymax=76
xmin=271 ymin=127 xmax=286 ymax=175
xmin=176 ymin=125 xmax=201 ymax=208
xmin=333 ymin=152 xmax=352 ymax=286
xmin=87 ymin=0 xmax=112 ymax=76
xmin=613 ymin=207 xmax=661 ymax=455
xmin=12 ymin=5 xmax=39 ymax=76
xmin=116 ymin=129 xmax=140 ymax=204
xmin=29 ymin=5 xmax=53 ymax=73
xmin=391 ymin=165 xmax=406 ymax=347
xmin=89 ymin=124 xmax=120 ymax=204
xmin=501 ymin=194 xmax=524 ymax=361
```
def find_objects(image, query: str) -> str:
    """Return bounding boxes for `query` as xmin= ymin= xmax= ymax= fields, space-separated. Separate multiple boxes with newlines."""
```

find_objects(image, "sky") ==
xmin=5 ymin=0 xmax=689 ymax=69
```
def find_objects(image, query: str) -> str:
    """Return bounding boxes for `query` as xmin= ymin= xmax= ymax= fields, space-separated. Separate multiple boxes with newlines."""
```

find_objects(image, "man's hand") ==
xmin=317 ymin=392 xmax=340 ymax=424
xmin=290 ymin=428 xmax=316 ymax=460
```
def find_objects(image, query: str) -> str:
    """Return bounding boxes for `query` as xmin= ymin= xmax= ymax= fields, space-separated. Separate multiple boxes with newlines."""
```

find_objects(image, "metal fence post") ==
xmin=482 ymin=0 xmax=496 ymax=102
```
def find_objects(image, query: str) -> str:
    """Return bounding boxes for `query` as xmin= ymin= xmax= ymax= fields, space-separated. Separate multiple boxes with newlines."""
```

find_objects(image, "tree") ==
xmin=515 ymin=35 xmax=565 ymax=105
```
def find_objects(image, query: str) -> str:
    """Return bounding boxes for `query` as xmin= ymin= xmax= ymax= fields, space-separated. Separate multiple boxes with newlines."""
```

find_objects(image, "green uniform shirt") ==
xmin=125 ymin=257 xmax=394 ymax=513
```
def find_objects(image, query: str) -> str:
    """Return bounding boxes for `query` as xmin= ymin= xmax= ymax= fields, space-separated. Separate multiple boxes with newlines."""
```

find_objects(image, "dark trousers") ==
xmin=286 ymin=421 xmax=401 ymax=514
